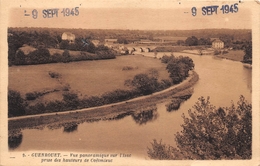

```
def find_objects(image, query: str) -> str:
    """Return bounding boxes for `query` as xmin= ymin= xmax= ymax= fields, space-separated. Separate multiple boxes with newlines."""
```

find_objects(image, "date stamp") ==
xmin=191 ymin=3 xmax=238 ymax=16
xmin=24 ymin=7 xmax=79 ymax=19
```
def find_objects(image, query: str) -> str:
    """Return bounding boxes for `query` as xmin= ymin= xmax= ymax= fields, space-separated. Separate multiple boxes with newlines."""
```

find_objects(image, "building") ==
xmin=104 ymin=39 xmax=118 ymax=43
xmin=212 ymin=39 xmax=224 ymax=49
xmin=91 ymin=40 xmax=100 ymax=47
xmin=62 ymin=32 xmax=75 ymax=43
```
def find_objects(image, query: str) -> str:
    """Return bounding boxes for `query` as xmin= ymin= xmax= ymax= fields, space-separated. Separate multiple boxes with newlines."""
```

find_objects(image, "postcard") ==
xmin=0 ymin=0 xmax=259 ymax=165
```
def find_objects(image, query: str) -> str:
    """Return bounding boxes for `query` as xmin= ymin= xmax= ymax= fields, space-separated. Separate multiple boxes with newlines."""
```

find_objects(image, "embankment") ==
xmin=9 ymin=71 xmax=199 ymax=131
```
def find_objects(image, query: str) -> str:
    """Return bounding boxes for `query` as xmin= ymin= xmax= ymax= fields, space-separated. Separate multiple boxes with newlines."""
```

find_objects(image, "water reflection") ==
xmin=242 ymin=67 xmax=252 ymax=92
xmin=8 ymin=130 xmax=23 ymax=149
xmin=166 ymin=98 xmax=184 ymax=112
xmin=167 ymin=91 xmax=193 ymax=112
xmin=131 ymin=105 xmax=158 ymax=125
xmin=63 ymin=122 xmax=78 ymax=133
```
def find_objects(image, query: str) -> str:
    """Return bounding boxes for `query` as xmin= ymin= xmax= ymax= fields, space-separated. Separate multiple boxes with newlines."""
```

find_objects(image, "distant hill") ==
xmin=8 ymin=27 xmax=251 ymax=42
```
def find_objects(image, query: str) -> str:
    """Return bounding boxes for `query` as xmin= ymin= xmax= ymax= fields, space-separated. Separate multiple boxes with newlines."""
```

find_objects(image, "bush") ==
xmin=25 ymin=92 xmax=41 ymax=100
xmin=62 ymin=92 xmax=80 ymax=109
xmin=28 ymin=48 xmax=51 ymax=64
xmin=129 ymin=73 xmax=160 ymax=95
xmin=25 ymin=102 xmax=46 ymax=115
xmin=148 ymin=96 xmax=252 ymax=160
xmin=62 ymin=49 xmax=71 ymax=63
xmin=48 ymin=71 xmax=61 ymax=79
xmin=161 ymin=55 xmax=174 ymax=64
xmin=8 ymin=90 xmax=26 ymax=117
xmin=45 ymin=100 xmax=65 ymax=113
xmin=122 ymin=66 xmax=134 ymax=71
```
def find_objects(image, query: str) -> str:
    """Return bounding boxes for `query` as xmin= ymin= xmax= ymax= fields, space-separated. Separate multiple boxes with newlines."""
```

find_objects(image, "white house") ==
xmin=144 ymin=48 xmax=150 ymax=52
xmin=62 ymin=32 xmax=75 ymax=43
xmin=91 ymin=40 xmax=100 ymax=46
xmin=212 ymin=39 xmax=224 ymax=49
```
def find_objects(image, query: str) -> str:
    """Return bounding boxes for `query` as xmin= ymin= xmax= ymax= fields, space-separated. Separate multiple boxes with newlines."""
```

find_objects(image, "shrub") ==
xmin=161 ymin=55 xmax=174 ymax=64
xmin=14 ymin=50 xmax=27 ymax=65
xmin=25 ymin=92 xmax=41 ymax=100
xmin=25 ymin=102 xmax=46 ymax=115
xmin=8 ymin=90 xmax=26 ymax=117
xmin=45 ymin=100 xmax=65 ymax=112
xmin=62 ymin=92 xmax=80 ymax=109
xmin=158 ymin=79 xmax=172 ymax=90
xmin=48 ymin=71 xmax=61 ymax=79
xmin=28 ymin=48 xmax=51 ymax=64
xmin=62 ymin=49 xmax=71 ymax=63
xmin=122 ymin=66 xmax=134 ymax=71
xmin=62 ymin=84 xmax=71 ymax=91
xmin=130 ymin=73 xmax=160 ymax=95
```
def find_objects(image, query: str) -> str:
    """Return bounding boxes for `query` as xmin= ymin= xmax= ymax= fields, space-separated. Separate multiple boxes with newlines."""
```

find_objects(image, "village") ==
xmin=62 ymin=31 xmax=228 ymax=56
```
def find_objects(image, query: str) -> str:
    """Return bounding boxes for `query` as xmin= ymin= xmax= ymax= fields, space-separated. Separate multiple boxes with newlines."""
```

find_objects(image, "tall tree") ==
xmin=147 ymin=96 xmax=252 ymax=160
xmin=243 ymin=41 xmax=252 ymax=64
xmin=185 ymin=36 xmax=198 ymax=46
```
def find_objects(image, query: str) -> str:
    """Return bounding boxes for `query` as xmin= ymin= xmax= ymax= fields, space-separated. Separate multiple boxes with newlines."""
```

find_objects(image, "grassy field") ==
xmin=9 ymin=71 xmax=199 ymax=131
xmin=9 ymin=55 xmax=170 ymax=103
xmin=216 ymin=50 xmax=245 ymax=62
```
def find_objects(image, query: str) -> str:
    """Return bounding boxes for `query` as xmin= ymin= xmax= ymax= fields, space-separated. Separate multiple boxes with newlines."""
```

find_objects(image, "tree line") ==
xmin=8 ymin=29 xmax=116 ymax=66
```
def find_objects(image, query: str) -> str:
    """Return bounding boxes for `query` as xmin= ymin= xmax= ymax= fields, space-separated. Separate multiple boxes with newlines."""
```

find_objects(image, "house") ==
xmin=212 ymin=39 xmax=224 ymax=49
xmin=91 ymin=40 xmax=100 ymax=46
xmin=62 ymin=32 xmax=75 ymax=43
xmin=104 ymin=39 xmax=118 ymax=43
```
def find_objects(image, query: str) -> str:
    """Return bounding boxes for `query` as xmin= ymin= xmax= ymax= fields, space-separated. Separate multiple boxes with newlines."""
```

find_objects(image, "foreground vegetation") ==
xmin=147 ymin=96 xmax=251 ymax=159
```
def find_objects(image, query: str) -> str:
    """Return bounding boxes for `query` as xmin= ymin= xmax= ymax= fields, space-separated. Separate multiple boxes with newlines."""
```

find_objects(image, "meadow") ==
xmin=216 ymin=50 xmax=245 ymax=62
xmin=9 ymin=55 xmax=170 ymax=104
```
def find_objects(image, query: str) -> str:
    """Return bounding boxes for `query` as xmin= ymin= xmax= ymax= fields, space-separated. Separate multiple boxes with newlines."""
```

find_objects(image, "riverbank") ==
xmin=8 ymin=71 xmax=199 ymax=132
xmin=214 ymin=50 xmax=244 ymax=62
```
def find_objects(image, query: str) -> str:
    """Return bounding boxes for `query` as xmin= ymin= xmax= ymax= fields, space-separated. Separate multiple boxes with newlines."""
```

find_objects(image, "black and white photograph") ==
xmin=1 ymin=0 xmax=259 ymax=165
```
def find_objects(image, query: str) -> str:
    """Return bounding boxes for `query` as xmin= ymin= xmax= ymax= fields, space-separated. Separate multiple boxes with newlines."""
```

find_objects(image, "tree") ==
xmin=117 ymin=37 xmax=128 ymax=44
xmin=59 ymin=40 xmax=70 ymax=49
xmin=62 ymin=92 xmax=80 ymax=109
xmin=8 ymin=90 xmax=26 ymax=117
xmin=29 ymin=47 xmax=51 ymax=64
xmin=243 ymin=41 xmax=252 ymax=64
xmin=14 ymin=50 xmax=26 ymax=65
xmin=165 ymin=56 xmax=194 ymax=84
xmin=177 ymin=40 xmax=185 ymax=46
xmin=185 ymin=36 xmax=198 ymax=46
xmin=62 ymin=49 xmax=71 ymax=63
xmin=219 ymin=34 xmax=234 ymax=48
xmin=198 ymin=38 xmax=211 ymax=45
xmin=129 ymin=73 xmax=159 ymax=95
xmin=147 ymin=96 xmax=252 ymax=160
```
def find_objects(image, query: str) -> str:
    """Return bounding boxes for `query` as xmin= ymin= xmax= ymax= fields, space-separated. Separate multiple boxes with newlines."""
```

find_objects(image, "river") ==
xmin=9 ymin=52 xmax=252 ymax=159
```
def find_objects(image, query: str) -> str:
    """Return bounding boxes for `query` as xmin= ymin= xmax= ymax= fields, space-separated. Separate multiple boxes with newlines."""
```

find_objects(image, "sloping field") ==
xmin=9 ymin=55 xmax=170 ymax=102
xmin=217 ymin=50 xmax=245 ymax=62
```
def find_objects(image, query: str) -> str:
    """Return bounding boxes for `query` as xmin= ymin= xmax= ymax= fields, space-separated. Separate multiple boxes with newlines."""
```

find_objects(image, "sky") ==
xmin=8 ymin=3 xmax=251 ymax=30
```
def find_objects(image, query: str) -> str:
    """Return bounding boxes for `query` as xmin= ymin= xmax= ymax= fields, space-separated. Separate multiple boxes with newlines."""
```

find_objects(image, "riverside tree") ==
xmin=147 ymin=96 xmax=252 ymax=160
xmin=8 ymin=90 xmax=26 ymax=117
xmin=243 ymin=41 xmax=252 ymax=64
